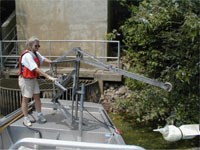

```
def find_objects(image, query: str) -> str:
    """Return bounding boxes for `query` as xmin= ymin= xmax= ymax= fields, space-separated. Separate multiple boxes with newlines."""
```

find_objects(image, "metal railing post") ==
xmin=0 ymin=41 xmax=3 ymax=71
xmin=102 ymin=41 xmax=105 ymax=62
xmin=75 ymin=48 xmax=80 ymax=120
xmin=49 ymin=41 xmax=52 ymax=71
xmin=117 ymin=41 xmax=120 ymax=69
xmin=49 ymin=41 xmax=52 ymax=61
xmin=79 ymin=83 xmax=85 ymax=138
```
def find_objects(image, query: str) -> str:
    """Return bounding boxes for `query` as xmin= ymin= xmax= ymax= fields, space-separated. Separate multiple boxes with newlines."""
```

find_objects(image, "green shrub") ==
xmin=117 ymin=0 xmax=200 ymax=125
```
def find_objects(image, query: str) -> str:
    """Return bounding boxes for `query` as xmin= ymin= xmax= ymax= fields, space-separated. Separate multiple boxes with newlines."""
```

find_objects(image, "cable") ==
xmin=23 ymin=122 xmax=42 ymax=138
xmin=83 ymin=107 xmax=124 ymax=135
xmin=81 ymin=104 xmax=115 ymax=130
xmin=23 ymin=108 xmax=42 ymax=138
xmin=29 ymin=113 xmax=36 ymax=123
xmin=82 ymin=105 xmax=125 ymax=135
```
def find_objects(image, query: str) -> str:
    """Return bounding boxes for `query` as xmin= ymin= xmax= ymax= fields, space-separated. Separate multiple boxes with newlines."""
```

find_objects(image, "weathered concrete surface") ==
xmin=15 ymin=0 xmax=108 ymax=59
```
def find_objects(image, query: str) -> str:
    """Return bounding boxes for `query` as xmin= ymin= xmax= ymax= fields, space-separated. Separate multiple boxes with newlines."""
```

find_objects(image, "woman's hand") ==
xmin=48 ymin=76 xmax=57 ymax=82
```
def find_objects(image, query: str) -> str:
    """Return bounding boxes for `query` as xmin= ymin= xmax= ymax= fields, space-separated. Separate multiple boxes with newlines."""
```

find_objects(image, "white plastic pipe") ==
xmin=154 ymin=124 xmax=200 ymax=142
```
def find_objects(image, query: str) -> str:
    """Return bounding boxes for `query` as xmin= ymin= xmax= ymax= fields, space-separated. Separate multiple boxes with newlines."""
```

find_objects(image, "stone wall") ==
xmin=15 ymin=0 xmax=108 ymax=61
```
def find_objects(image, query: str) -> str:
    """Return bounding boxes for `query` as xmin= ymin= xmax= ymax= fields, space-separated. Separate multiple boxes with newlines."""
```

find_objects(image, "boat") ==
xmin=0 ymin=47 xmax=172 ymax=150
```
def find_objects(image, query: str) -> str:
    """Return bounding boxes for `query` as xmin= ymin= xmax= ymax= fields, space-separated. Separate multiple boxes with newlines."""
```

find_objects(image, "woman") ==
xmin=18 ymin=36 xmax=56 ymax=126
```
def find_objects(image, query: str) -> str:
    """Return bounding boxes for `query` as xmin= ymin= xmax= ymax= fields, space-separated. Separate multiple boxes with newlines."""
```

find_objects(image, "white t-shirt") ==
xmin=21 ymin=51 xmax=45 ymax=71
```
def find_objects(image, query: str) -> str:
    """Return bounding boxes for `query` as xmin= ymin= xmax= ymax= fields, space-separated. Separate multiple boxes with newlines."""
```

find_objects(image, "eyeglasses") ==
xmin=34 ymin=45 xmax=40 ymax=48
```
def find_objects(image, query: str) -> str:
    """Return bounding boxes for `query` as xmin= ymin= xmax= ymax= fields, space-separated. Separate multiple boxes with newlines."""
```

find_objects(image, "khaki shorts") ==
xmin=18 ymin=76 xmax=40 ymax=98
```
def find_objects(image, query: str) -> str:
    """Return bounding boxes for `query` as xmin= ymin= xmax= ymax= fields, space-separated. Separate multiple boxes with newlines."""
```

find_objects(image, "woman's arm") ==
xmin=35 ymin=68 xmax=56 ymax=82
xmin=44 ymin=58 xmax=52 ymax=64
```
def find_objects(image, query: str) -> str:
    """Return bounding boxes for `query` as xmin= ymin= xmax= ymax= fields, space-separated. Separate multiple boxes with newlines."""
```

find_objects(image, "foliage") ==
xmin=115 ymin=0 xmax=200 ymax=125
xmin=105 ymin=29 xmax=119 ymax=40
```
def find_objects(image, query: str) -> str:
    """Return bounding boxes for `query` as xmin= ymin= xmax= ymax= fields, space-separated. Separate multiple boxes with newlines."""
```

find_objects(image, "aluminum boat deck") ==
xmin=1 ymin=98 xmax=134 ymax=150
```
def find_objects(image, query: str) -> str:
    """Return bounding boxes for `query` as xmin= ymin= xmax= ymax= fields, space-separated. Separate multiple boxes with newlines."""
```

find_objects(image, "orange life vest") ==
xmin=18 ymin=50 xmax=40 ymax=78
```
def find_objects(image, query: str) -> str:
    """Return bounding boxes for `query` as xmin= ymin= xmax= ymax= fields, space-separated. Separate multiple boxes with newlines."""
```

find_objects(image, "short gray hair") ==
xmin=26 ymin=36 xmax=39 ymax=49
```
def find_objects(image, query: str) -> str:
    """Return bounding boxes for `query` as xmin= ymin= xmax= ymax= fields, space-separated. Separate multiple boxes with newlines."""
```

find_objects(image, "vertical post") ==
xmin=71 ymin=47 xmax=81 ymax=122
xmin=49 ymin=41 xmax=52 ymax=72
xmin=49 ymin=41 xmax=52 ymax=61
xmin=50 ymin=63 xmax=56 ymax=98
xmin=14 ymin=29 xmax=16 ymax=55
xmin=15 ymin=38 xmax=19 ymax=60
xmin=71 ymin=73 xmax=75 ymax=122
xmin=117 ymin=41 xmax=120 ymax=69
xmin=49 ymin=41 xmax=55 ymax=99
xmin=75 ymin=48 xmax=80 ymax=120
xmin=79 ymin=83 xmax=85 ymax=139
xmin=102 ymin=41 xmax=105 ymax=62
xmin=0 ymin=41 xmax=3 ymax=72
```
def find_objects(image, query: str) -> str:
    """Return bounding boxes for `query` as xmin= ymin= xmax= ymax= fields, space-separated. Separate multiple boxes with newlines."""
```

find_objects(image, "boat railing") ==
xmin=9 ymin=138 xmax=145 ymax=150
xmin=0 ymin=101 xmax=34 ymax=130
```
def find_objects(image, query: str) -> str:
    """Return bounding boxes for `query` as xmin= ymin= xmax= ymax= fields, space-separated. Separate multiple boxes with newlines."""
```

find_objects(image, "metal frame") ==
xmin=50 ymin=46 xmax=172 ymax=135
xmin=52 ymin=47 xmax=172 ymax=92
xmin=50 ymin=48 xmax=87 ymax=129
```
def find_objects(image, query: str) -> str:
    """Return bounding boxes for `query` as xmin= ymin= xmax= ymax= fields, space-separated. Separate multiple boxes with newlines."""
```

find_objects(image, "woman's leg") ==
xmin=33 ymin=93 xmax=41 ymax=113
xmin=22 ymin=96 xmax=32 ymax=126
xmin=21 ymin=96 xmax=30 ymax=117
xmin=33 ymin=93 xmax=46 ymax=123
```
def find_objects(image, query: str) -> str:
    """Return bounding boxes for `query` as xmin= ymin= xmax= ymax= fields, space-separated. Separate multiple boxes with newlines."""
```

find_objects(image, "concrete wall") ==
xmin=16 ymin=0 xmax=108 ymax=60
xmin=1 ymin=11 xmax=16 ymax=54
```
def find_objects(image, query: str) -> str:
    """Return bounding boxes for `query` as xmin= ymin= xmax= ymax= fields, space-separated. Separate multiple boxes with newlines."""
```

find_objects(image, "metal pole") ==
xmin=49 ymin=41 xmax=52 ymax=73
xmin=49 ymin=41 xmax=52 ymax=61
xmin=9 ymin=138 xmax=145 ymax=150
xmin=71 ymin=73 xmax=76 ymax=123
xmin=102 ymin=41 xmax=105 ymax=62
xmin=0 ymin=41 xmax=3 ymax=71
xmin=2 ymin=39 xmax=119 ymax=43
xmin=71 ymin=48 xmax=81 ymax=122
xmin=75 ymin=49 xmax=80 ymax=120
xmin=79 ymin=83 xmax=85 ymax=138
xmin=117 ymin=41 xmax=120 ymax=69
xmin=14 ymin=29 xmax=16 ymax=55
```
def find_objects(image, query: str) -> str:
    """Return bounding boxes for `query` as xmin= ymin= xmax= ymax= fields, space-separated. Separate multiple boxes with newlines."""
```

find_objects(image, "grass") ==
xmin=109 ymin=113 xmax=199 ymax=149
